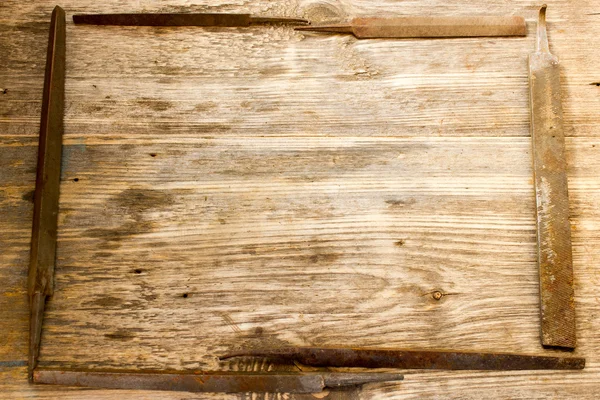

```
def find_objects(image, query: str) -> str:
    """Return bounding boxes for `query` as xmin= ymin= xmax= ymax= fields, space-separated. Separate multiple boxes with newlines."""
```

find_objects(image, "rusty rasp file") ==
xmin=221 ymin=347 xmax=585 ymax=370
xmin=72 ymin=13 xmax=308 ymax=26
xmin=295 ymin=15 xmax=526 ymax=38
xmin=529 ymin=5 xmax=576 ymax=349
xmin=33 ymin=369 xmax=404 ymax=393
xmin=28 ymin=5 xmax=66 ymax=380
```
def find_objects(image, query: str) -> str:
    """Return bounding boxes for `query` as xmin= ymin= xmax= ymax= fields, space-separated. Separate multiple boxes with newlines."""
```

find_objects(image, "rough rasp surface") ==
xmin=528 ymin=6 xmax=576 ymax=349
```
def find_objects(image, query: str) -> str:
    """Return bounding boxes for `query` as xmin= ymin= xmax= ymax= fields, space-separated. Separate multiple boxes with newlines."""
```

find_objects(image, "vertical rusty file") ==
xmin=28 ymin=6 xmax=66 ymax=379
xmin=528 ymin=6 xmax=576 ymax=349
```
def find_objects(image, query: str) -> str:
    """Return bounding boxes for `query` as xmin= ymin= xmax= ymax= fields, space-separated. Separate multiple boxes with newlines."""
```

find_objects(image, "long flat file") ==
xmin=529 ymin=5 xmax=576 ymax=349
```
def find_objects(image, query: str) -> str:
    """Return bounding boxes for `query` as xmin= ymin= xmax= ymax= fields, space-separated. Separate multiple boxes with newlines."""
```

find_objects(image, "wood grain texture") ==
xmin=1 ymin=0 xmax=600 ymax=399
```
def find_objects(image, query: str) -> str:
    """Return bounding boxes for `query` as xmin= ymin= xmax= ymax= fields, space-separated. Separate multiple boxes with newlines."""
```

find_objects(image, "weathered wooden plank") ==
xmin=3 ymin=136 xmax=599 ymax=379
xmin=27 ymin=137 xmax=596 ymax=374
xmin=2 ymin=0 xmax=600 ymax=398
xmin=1 ymin=2 xmax=599 ymax=138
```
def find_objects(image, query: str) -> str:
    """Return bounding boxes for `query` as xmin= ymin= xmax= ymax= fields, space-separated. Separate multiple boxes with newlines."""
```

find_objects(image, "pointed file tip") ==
xmin=295 ymin=24 xmax=353 ymax=34
xmin=539 ymin=5 xmax=547 ymax=25
xmin=536 ymin=5 xmax=550 ymax=53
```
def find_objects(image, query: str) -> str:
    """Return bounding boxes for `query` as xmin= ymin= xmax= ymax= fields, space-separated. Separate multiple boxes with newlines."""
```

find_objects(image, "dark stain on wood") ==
xmin=140 ymin=290 xmax=158 ymax=302
xmin=385 ymin=198 xmax=417 ymax=207
xmin=85 ymin=296 xmax=123 ymax=308
xmin=104 ymin=329 xmax=136 ymax=341
xmin=113 ymin=188 xmax=174 ymax=216
xmin=259 ymin=66 xmax=290 ymax=77
xmin=194 ymin=102 xmax=217 ymax=112
xmin=120 ymin=144 xmax=135 ymax=151
xmin=21 ymin=189 xmax=35 ymax=203
xmin=157 ymin=77 xmax=176 ymax=84
xmin=87 ymin=221 xmax=155 ymax=246
xmin=242 ymin=245 xmax=257 ymax=255
xmin=85 ymin=189 xmax=174 ymax=247
xmin=81 ymin=98 xmax=117 ymax=114
xmin=135 ymin=97 xmax=173 ymax=111
xmin=96 ymin=242 xmax=122 ymax=251
xmin=394 ymin=239 xmax=405 ymax=247
xmin=255 ymin=104 xmax=280 ymax=113
xmin=309 ymin=253 xmax=341 ymax=264
xmin=155 ymin=65 xmax=184 ymax=76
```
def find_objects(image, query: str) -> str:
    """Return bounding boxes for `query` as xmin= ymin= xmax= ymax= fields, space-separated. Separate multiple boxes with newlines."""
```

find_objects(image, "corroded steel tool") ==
xmin=28 ymin=5 xmax=65 ymax=381
xmin=221 ymin=347 xmax=585 ymax=370
xmin=33 ymin=369 xmax=403 ymax=393
xmin=295 ymin=15 xmax=526 ymax=38
xmin=529 ymin=5 xmax=576 ymax=349
xmin=73 ymin=13 xmax=308 ymax=26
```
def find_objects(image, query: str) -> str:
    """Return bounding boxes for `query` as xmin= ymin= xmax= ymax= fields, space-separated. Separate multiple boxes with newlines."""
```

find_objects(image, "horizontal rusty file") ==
xmin=73 ymin=13 xmax=308 ymax=26
xmin=221 ymin=347 xmax=585 ymax=370
xmin=295 ymin=15 xmax=526 ymax=38
xmin=34 ymin=369 xmax=403 ymax=393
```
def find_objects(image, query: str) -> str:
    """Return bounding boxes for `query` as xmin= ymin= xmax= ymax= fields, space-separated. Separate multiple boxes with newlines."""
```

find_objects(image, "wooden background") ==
xmin=1 ymin=0 xmax=600 ymax=398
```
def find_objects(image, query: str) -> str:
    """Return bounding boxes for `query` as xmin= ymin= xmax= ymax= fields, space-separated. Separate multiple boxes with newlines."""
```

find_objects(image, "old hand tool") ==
xmin=73 ymin=13 xmax=308 ymax=27
xmin=33 ymin=369 xmax=403 ymax=393
xmin=529 ymin=5 xmax=576 ymax=350
xmin=221 ymin=347 xmax=585 ymax=370
xmin=295 ymin=15 xmax=526 ymax=38
xmin=28 ymin=5 xmax=65 ymax=382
